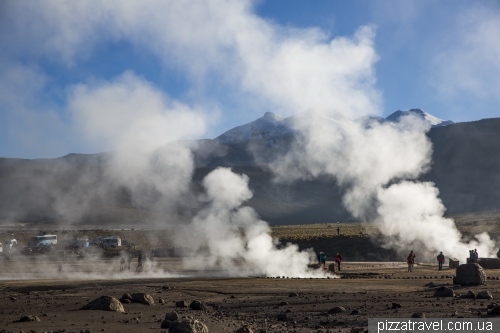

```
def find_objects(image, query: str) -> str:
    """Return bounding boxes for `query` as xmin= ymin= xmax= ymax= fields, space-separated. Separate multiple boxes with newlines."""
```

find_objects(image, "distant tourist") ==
xmin=335 ymin=253 xmax=342 ymax=271
xmin=407 ymin=251 xmax=415 ymax=272
xmin=318 ymin=252 xmax=327 ymax=270
xmin=337 ymin=226 xmax=340 ymax=235
xmin=120 ymin=256 xmax=125 ymax=271
xmin=474 ymin=249 xmax=479 ymax=264
xmin=469 ymin=250 xmax=474 ymax=263
xmin=136 ymin=254 xmax=143 ymax=272
xmin=437 ymin=251 xmax=445 ymax=270
xmin=497 ymin=249 xmax=500 ymax=259
xmin=127 ymin=254 xmax=132 ymax=270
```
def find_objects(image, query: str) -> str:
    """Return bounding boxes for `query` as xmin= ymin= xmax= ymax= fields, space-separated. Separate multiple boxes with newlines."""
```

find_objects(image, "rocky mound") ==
xmin=80 ymin=296 xmax=125 ymax=313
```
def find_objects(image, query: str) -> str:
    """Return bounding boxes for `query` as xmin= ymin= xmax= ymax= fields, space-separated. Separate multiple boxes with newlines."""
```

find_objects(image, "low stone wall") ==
xmin=478 ymin=258 xmax=500 ymax=269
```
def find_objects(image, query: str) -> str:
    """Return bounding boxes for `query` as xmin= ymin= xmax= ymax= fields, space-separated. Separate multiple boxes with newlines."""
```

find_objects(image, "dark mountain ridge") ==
xmin=0 ymin=115 xmax=499 ymax=226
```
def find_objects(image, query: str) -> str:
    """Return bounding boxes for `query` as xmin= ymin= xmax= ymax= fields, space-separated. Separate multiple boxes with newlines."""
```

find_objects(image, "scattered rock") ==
xmin=160 ymin=319 xmax=172 ymax=329
xmin=288 ymin=292 xmax=298 ymax=297
xmin=16 ymin=315 xmax=40 ymax=322
xmin=131 ymin=293 xmax=155 ymax=305
xmin=176 ymin=300 xmax=188 ymax=308
xmin=189 ymin=300 xmax=206 ymax=310
xmin=487 ymin=303 xmax=500 ymax=315
xmin=350 ymin=309 xmax=361 ymax=315
xmin=80 ymin=296 xmax=125 ymax=313
xmin=165 ymin=311 xmax=179 ymax=321
xmin=412 ymin=312 xmax=426 ymax=318
xmin=424 ymin=282 xmax=437 ymax=288
xmin=278 ymin=301 xmax=289 ymax=306
xmin=461 ymin=291 xmax=476 ymax=299
xmin=169 ymin=319 xmax=209 ymax=333
xmin=122 ymin=293 xmax=132 ymax=300
xmin=391 ymin=303 xmax=402 ymax=309
xmin=350 ymin=328 xmax=366 ymax=333
xmin=454 ymin=264 xmax=486 ymax=286
xmin=120 ymin=299 xmax=131 ymax=304
xmin=477 ymin=291 xmax=494 ymax=300
xmin=433 ymin=287 xmax=455 ymax=298
xmin=276 ymin=313 xmax=288 ymax=320
xmin=236 ymin=325 xmax=254 ymax=333
xmin=328 ymin=306 xmax=346 ymax=314
xmin=159 ymin=298 xmax=165 ymax=304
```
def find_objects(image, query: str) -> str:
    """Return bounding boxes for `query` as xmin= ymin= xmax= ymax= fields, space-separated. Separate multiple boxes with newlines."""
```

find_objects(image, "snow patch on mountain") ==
xmin=216 ymin=108 xmax=454 ymax=145
xmin=216 ymin=112 xmax=294 ymax=145
xmin=385 ymin=109 xmax=454 ymax=127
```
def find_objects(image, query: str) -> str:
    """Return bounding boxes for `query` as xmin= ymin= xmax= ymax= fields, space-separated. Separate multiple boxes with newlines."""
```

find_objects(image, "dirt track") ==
xmin=1 ymin=261 xmax=500 ymax=333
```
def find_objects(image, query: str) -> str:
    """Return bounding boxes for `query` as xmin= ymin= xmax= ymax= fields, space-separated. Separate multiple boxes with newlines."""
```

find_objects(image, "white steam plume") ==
xmin=270 ymin=112 xmax=498 ymax=259
xmin=65 ymin=71 xmax=210 ymax=223
xmin=176 ymin=167 xmax=324 ymax=278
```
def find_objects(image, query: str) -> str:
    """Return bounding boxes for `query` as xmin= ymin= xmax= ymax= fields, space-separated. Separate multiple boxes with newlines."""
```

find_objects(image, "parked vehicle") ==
xmin=67 ymin=238 xmax=89 ymax=249
xmin=101 ymin=237 xmax=121 ymax=248
xmin=28 ymin=235 xmax=57 ymax=247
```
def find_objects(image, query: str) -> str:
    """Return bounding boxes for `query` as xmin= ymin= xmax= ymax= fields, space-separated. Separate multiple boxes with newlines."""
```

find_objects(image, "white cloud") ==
xmin=1 ymin=0 xmax=381 ymax=119
xmin=68 ymin=71 xmax=207 ymax=153
xmin=430 ymin=4 xmax=500 ymax=102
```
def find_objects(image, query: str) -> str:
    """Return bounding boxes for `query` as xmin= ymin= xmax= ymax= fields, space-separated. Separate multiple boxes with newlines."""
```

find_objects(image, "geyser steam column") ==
xmin=270 ymin=110 xmax=498 ymax=260
xmin=175 ymin=167 xmax=330 ymax=278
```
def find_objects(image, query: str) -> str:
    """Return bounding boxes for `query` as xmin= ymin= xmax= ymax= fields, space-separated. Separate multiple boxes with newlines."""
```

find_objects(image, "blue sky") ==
xmin=0 ymin=0 xmax=499 ymax=158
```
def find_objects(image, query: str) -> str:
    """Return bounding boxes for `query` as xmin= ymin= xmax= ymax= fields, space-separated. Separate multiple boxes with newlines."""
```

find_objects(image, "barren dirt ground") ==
xmin=1 ymin=261 xmax=500 ymax=333
xmin=1 ymin=212 xmax=500 ymax=333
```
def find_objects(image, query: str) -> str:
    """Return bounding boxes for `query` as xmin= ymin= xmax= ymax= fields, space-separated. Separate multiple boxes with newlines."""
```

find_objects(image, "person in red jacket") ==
xmin=335 ymin=253 xmax=342 ymax=271
xmin=407 ymin=251 xmax=416 ymax=272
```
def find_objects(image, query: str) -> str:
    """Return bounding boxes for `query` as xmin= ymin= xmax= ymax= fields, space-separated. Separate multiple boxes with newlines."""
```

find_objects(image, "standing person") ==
xmin=120 ymin=255 xmax=125 ymax=271
xmin=127 ymin=253 xmax=132 ymax=271
xmin=335 ymin=253 xmax=342 ymax=271
xmin=437 ymin=251 xmax=445 ymax=270
xmin=136 ymin=253 xmax=143 ymax=272
xmin=337 ymin=226 xmax=340 ymax=235
xmin=469 ymin=250 xmax=474 ymax=263
xmin=474 ymin=249 xmax=479 ymax=264
xmin=318 ymin=252 xmax=327 ymax=270
xmin=407 ymin=251 xmax=415 ymax=272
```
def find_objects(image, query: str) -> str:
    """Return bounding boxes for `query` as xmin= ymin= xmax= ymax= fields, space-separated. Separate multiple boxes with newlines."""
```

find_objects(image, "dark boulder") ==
xmin=235 ymin=326 xmax=254 ymax=333
xmin=165 ymin=311 xmax=179 ymax=321
xmin=169 ymin=319 xmax=209 ymax=333
xmin=328 ymin=306 xmax=346 ymax=314
xmin=80 ymin=296 xmax=125 ymax=313
xmin=16 ymin=315 xmax=41 ymax=322
xmin=189 ymin=300 xmax=207 ymax=310
xmin=454 ymin=264 xmax=486 ymax=286
xmin=477 ymin=291 xmax=493 ymax=300
xmin=176 ymin=300 xmax=188 ymax=307
xmin=412 ymin=312 xmax=426 ymax=318
xmin=131 ymin=293 xmax=155 ymax=305
xmin=433 ymin=287 xmax=455 ymax=297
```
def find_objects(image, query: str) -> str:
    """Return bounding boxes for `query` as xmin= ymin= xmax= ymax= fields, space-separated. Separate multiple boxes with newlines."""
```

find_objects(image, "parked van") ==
xmin=28 ymin=235 xmax=57 ymax=247
xmin=101 ymin=237 xmax=121 ymax=248
xmin=68 ymin=238 xmax=89 ymax=249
